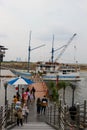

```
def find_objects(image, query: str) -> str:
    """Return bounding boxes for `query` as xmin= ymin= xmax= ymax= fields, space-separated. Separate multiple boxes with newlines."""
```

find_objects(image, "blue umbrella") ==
xmin=8 ymin=76 xmax=34 ymax=85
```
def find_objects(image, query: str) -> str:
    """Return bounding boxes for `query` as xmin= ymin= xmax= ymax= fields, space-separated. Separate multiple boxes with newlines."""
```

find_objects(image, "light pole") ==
xmin=70 ymin=82 xmax=76 ymax=106
xmin=4 ymin=82 xmax=8 ymax=106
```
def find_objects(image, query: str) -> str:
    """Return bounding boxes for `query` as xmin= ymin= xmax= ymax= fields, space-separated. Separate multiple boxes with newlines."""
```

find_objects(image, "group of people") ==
xmin=12 ymin=86 xmax=36 ymax=126
xmin=12 ymin=86 xmax=48 ymax=126
xmin=22 ymin=86 xmax=36 ymax=105
xmin=36 ymin=95 xmax=48 ymax=115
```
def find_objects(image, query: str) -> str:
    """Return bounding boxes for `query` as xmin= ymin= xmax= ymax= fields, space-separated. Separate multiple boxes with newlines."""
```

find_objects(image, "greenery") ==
xmin=48 ymin=81 xmax=59 ymax=102
xmin=48 ymin=80 xmax=70 ymax=104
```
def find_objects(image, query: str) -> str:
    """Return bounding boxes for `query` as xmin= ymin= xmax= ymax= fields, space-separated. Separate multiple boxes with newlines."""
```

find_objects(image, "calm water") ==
xmin=0 ymin=70 xmax=87 ymax=106
xmin=59 ymin=71 xmax=87 ymax=106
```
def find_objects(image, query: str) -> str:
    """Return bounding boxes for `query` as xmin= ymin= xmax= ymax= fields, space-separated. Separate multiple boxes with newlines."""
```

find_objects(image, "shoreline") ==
xmin=1 ymin=61 xmax=87 ymax=72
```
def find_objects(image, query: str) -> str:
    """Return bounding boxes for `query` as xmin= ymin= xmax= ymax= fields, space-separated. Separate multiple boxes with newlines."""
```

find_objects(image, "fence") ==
xmin=46 ymin=100 xmax=87 ymax=130
xmin=0 ymin=103 xmax=16 ymax=130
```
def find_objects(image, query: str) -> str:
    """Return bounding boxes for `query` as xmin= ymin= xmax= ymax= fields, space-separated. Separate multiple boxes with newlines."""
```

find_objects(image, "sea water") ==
xmin=58 ymin=71 xmax=87 ymax=106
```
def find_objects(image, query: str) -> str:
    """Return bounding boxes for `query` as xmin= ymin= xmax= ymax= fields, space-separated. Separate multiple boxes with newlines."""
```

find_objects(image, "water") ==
xmin=0 ymin=70 xmax=87 ymax=106
xmin=59 ymin=71 xmax=87 ymax=106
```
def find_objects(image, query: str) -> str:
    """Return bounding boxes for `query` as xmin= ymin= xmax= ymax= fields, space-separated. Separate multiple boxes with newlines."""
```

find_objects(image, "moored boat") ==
xmin=36 ymin=62 xmax=81 ymax=82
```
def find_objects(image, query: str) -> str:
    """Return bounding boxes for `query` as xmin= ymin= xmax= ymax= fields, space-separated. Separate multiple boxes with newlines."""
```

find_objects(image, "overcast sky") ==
xmin=0 ymin=0 xmax=87 ymax=64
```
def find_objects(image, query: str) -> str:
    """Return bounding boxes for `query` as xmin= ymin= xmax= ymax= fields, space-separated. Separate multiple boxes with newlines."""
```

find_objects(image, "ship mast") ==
xmin=27 ymin=31 xmax=45 ymax=72
xmin=28 ymin=31 xmax=32 ymax=72
xmin=51 ymin=34 xmax=54 ymax=63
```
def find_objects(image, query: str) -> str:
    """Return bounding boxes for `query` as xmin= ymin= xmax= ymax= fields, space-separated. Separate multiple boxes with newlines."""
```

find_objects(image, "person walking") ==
xmin=41 ymin=95 xmax=48 ymax=115
xmin=16 ymin=108 xmax=23 ymax=126
xmin=36 ymin=98 xmax=42 ymax=114
xmin=31 ymin=87 xmax=36 ymax=100
xmin=22 ymin=103 xmax=29 ymax=123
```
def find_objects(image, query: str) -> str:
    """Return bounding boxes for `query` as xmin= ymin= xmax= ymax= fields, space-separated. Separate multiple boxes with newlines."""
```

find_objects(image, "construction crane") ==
xmin=28 ymin=31 xmax=45 ymax=72
xmin=55 ymin=33 xmax=77 ymax=62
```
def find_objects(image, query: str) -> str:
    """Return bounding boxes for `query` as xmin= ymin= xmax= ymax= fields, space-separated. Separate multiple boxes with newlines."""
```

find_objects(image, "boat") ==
xmin=36 ymin=62 xmax=81 ymax=82
xmin=36 ymin=34 xmax=81 ymax=82
xmin=10 ymin=69 xmax=32 ymax=77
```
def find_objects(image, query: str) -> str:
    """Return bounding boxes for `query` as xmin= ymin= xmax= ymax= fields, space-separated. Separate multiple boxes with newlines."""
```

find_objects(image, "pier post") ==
xmin=76 ymin=103 xmax=80 ymax=130
xmin=54 ymin=103 xmax=56 ymax=125
xmin=83 ymin=100 xmax=86 ymax=129
xmin=58 ymin=100 xmax=61 ymax=128
xmin=50 ymin=105 xmax=52 ymax=124
xmin=0 ymin=106 xmax=3 ymax=130
xmin=70 ymin=82 xmax=76 ymax=106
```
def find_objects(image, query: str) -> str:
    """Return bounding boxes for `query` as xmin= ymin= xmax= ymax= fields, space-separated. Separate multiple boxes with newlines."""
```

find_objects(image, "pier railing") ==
xmin=0 ymin=103 xmax=16 ymax=129
xmin=46 ymin=100 xmax=87 ymax=130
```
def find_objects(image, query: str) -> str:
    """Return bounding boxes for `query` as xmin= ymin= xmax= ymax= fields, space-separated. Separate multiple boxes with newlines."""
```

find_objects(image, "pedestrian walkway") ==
xmin=9 ymin=80 xmax=55 ymax=130
xmin=10 ymin=100 xmax=55 ymax=130
xmin=11 ymin=122 xmax=55 ymax=130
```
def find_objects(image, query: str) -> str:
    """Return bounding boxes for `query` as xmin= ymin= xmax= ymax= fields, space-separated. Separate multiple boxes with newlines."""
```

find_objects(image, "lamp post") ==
xmin=70 ymin=82 xmax=76 ymax=106
xmin=4 ymin=82 xmax=8 ymax=106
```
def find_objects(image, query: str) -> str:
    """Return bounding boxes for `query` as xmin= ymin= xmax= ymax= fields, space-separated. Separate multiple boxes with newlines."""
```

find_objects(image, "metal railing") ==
xmin=0 ymin=103 xmax=16 ymax=129
xmin=46 ymin=100 xmax=87 ymax=130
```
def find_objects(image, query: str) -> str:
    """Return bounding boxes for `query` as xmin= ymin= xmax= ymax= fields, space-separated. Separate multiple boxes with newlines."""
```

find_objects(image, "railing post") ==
xmin=50 ymin=105 xmax=52 ymax=124
xmin=54 ymin=103 xmax=56 ymax=125
xmin=47 ymin=106 xmax=49 ymax=123
xmin=0 ymin=106 xmax=3 ymax=130
xmin=11 ymin=103 xmax=15 ymax=123
xmin=4 ymin=104 xmax=8 ymax=128
xmin=58 ymin=100 xmax=61 ymax=128
xmin=83 ymin=100 xmax=86 ymax=129
xmin=46 ymin=106 xmax=49 ymax=123
xmin=76 ymin=104 xmax=80 ymax=130
xmin=64 ymin=105 xmax=67 ymax=130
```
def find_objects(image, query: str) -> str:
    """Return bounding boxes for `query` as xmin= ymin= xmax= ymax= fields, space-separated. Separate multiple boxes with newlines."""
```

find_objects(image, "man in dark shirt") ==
xmin=41 ymin=95 xmax=48 ymax=115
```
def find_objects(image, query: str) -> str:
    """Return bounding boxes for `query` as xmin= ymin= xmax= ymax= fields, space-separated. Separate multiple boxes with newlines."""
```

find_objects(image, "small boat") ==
xmin=10 ymin=69 xmax=32 ymax=77
xmin=36 ymin=62 xmax=81 ymax=82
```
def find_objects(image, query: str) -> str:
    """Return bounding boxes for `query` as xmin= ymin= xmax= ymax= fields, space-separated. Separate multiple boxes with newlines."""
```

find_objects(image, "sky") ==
xmin=0 ymin=0 xmax=87 ymax=64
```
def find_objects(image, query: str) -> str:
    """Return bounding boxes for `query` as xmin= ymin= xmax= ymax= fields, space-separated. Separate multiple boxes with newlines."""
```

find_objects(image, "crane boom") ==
xmin=55 ymin=33 xmax=77 ymax=61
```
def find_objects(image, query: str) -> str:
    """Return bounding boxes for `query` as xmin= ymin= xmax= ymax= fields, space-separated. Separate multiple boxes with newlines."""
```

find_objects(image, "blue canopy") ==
xmin=8 ymin=76 xmax=34 ymax=85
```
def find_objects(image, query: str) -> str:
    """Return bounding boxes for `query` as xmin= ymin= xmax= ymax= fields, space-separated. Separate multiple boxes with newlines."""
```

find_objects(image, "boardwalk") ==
xmin=10 ymin=100 xmax=55 ymax=130
xmin=10 ymin=80 xmax=55 ymax=130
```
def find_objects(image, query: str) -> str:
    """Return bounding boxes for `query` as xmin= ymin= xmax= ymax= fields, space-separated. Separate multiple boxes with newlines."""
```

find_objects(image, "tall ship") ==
xmin=36 ymin=62 xmax=81 ymax=82
xmin=36 ymin=33 xmax=81 ymax=82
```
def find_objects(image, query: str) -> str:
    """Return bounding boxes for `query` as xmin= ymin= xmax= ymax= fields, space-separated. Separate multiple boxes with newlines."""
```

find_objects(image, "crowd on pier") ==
xmin=12 ymin=86 xmax=36 ymax=126
xmin=12 ymin=86 xmax=48 ymax=126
